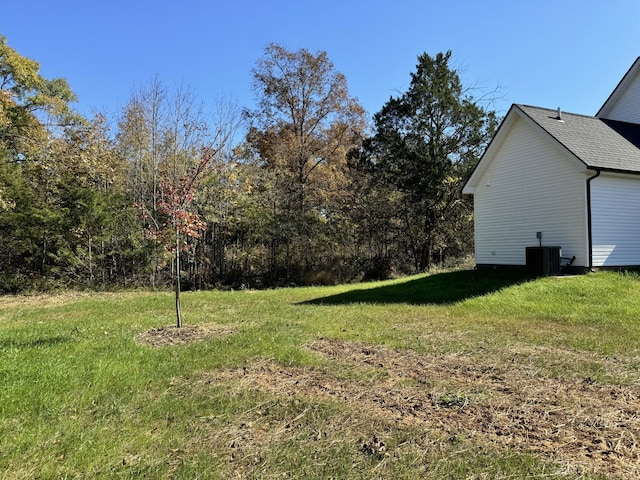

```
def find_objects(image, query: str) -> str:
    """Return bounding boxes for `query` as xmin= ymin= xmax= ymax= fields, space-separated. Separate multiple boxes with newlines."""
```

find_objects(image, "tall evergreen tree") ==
xmin=365 ymin=51 xmax=497 ymax=270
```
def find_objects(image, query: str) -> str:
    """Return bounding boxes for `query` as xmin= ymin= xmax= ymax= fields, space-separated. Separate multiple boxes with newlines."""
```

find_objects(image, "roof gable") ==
xmin=596 ymin=57 xmax=640 ymax=121
xmin=463 ymin=105 xmax=588 ymax=194
xmin=464 ymin=58 xmax=640 ymax=196
xmin=463 ymin=104 xmax=640 ymax=194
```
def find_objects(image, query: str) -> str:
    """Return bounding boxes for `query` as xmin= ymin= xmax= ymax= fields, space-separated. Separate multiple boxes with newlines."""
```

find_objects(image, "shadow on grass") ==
xmin=301 ymin=269 xmax=533 ymax=306
xmin=0 ymin=335 xmax=71 ymax=349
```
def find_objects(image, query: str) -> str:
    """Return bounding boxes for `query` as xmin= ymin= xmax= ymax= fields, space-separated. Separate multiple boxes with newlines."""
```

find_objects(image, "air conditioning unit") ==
xmin=525 ymin=246 xmax=561 ymax=276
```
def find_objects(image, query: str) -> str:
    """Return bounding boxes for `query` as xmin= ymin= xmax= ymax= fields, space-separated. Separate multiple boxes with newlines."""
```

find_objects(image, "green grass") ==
xmin=1 ymin=270 xmax=639 ymax=478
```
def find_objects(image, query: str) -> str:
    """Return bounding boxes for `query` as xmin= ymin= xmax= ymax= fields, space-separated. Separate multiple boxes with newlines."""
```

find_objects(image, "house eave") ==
xmin=463 ymin=105 xmax=592 ymax=195
xmin=586 ymin=166 xmax=640 ymax=176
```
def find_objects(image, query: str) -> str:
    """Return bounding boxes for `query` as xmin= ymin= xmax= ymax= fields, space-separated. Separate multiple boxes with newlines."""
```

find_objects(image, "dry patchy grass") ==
xmin=179 ymin=338 xmax=640 ymax=478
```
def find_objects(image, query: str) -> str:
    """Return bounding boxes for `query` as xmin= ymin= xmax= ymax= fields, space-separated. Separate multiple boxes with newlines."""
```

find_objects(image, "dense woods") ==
xmin=0 ymin=36 xmax=497 ymax=292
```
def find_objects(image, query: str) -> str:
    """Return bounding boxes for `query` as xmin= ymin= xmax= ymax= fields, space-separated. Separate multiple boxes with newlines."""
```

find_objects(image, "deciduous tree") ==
xmin=247 ymin=43 xmax=367 ymax=279
xmin=0 ymin=34 xmax=77 ymax=161
xmin=117 ymin=78 xmax=212 ymax=287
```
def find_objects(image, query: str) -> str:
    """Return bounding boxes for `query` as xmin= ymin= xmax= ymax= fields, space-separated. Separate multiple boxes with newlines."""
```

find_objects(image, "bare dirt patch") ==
xmin=135 ymin=324 xmax=235 ymax=347
xmin=200 ymin=339 xmax=640 ymax=478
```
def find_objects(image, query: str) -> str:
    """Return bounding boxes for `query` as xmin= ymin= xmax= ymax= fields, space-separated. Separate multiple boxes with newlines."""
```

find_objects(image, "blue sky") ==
xmin=2 ymin=0 xmax=640 ymax=125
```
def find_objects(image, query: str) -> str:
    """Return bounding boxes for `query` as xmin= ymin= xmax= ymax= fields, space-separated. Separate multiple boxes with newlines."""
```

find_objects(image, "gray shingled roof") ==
xmin=516 ymin=104 xmax=640 ymax=173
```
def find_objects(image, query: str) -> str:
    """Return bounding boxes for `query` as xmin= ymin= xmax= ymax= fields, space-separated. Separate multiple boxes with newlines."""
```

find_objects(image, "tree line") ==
xmin=0 ymin=36 xmax=498 ymax=293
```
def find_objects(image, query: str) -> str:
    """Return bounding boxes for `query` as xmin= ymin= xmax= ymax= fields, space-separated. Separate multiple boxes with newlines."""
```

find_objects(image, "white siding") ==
xmin=591 ymin=174 xmax=640 ymax=266
xmin=599 ymin=69 xmax=640 ymax=123
xmin=473 ymin=116 xmax=588 ymax=266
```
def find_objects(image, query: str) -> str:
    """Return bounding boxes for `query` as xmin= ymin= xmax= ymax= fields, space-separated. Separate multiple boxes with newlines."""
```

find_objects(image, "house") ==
xmin=462 ymin=58 xmax=640 ymax=271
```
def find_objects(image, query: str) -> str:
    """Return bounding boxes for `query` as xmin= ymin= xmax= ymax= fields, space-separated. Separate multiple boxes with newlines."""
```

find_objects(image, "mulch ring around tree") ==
xmin=135 ymin=324 xmax=236 ymax=347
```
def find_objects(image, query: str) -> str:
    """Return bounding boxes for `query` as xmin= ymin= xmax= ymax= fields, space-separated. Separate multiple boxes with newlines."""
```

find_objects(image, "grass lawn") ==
xmin=1 ymin=270 xmax=639 ymax=479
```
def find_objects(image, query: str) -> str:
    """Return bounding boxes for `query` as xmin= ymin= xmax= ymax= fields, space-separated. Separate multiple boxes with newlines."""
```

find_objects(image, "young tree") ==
xmin=364 ymin=51 xmax=497 ymax=270
xmin=154 ymin=97 xmax=241 ymax=327
xmin=157 ymin=150 xmax=210 ymax=327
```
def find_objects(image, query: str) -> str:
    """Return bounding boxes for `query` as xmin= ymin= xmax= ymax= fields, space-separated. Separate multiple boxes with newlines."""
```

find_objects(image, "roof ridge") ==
xmin=515 ymin=104 xmax=597 ymax=120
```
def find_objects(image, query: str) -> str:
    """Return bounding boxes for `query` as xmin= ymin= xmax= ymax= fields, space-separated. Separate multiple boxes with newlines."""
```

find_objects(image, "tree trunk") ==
xmin=175 ymin=232 xmax=183 ymax=328
xmin=88 ymin=233 xmax=93 ymax=283
xmin=419 ymin=241 xmax=431 ymax=272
